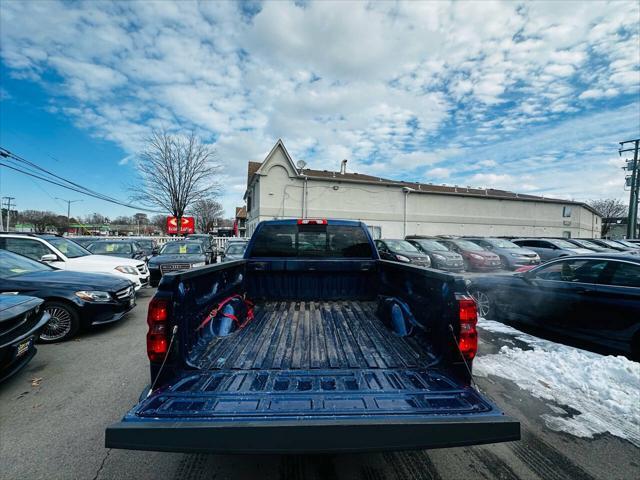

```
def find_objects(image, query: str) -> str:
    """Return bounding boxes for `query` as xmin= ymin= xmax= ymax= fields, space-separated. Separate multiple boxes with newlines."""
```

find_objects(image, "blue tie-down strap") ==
xmin=377 ymin=296 xmax=423 ymax=337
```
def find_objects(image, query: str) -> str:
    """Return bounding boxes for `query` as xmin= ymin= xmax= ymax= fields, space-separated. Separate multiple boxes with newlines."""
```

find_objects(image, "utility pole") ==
xmin=55 ymin=198 xmax=82 ymax=223
xmin=620 ymin=139 xmax=640 ymax=239
xmin=2 ymin=196 xmax=16 ymax=232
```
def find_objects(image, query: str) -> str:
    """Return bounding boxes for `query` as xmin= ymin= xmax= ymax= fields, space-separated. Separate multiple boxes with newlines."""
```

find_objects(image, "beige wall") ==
xmin=246 ymin=148 xmax=600 ymax=238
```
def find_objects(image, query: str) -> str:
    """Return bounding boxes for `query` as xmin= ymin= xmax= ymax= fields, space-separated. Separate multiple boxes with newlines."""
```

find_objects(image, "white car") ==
xmin=0 ymin=234 xmax=149 ymax=289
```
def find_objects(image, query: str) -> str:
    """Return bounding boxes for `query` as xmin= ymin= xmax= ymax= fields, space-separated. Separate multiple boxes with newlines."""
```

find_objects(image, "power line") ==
xmin=620 ymin=138 xmax=640 ymax=239
xmin=0 ymin=147 xmax=162 ymax=213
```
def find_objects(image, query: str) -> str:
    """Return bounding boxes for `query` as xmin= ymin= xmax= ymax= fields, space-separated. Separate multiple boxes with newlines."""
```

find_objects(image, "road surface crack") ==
xmin=92 ymin=448 xmax=111 ymax=480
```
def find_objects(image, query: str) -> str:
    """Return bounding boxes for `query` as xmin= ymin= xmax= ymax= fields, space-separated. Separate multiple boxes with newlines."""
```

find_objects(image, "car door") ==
xmin=526 ymin=258 xmax=607 ymax=332
xmin=586 ymin=261 xmax=640 ymax=353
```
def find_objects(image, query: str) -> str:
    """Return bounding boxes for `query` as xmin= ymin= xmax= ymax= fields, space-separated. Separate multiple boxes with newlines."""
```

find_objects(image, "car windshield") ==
xmin=226 ymin=243 xmax=247 ymax=255
xmin=414 ymin=240 xmax=449 ymax=251
xmin=550 ymin=239 xmax=579 ymax=249
xmin=88 ymin=242 xmax=132 ymax=254
xmin=453 ymin=240 xmax=485 ymax=251
xmin=385 ymin=240 xmax=420 ymax=253
xmin=0 ymin=250 xmax=54 ymax=277
xmin=134 ymin=240 xmax=154 ymax=249
xmin=486 ymin=238 xmax=520 ymax=248
xmin=161 ymin=242 xmax=203 ymax=254
xmin=48 ymin=237 xmax=91 ymax=258
xmin=600 ymin=239 xmax=624 ymax=248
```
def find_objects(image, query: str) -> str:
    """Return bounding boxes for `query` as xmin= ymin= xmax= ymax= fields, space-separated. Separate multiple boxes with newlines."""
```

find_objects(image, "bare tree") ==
xmin=18 ymin=210 xmax=56 ymax=233
xmin=131 ymin=130 xmax=220 ymax=227
xmin=150 ymin=214 xmax=168 ymax=234
xmin=588 ymin=198 xmax=627 ymax=237
xmin=191 ymin=198 xmax=224 ymax=233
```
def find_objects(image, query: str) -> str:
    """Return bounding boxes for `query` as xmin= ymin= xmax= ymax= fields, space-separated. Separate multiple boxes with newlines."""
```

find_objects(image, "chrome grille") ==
xmin=160 ymin=263 xmax=191 ymax=274
xmin=115 ymin=286 xmax=134 ymax=300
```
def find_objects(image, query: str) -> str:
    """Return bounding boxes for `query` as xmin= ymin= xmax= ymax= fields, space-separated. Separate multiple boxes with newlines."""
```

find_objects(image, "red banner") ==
xmin=166 ymin=216 xmax=195 ymax=234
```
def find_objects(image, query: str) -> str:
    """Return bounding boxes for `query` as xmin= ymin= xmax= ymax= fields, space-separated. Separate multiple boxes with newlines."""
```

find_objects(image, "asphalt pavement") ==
xmin=1 ymin=289 xmax=638 ymax=480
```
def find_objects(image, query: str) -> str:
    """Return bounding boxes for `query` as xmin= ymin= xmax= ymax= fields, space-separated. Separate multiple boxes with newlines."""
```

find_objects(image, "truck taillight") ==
xmin=297 ymin=219 xmax=327 ymax=225
xmin=147 ymin=298 xmax=169 ymax=363
xmin=457 ymin=296 xmax=478 ymax=361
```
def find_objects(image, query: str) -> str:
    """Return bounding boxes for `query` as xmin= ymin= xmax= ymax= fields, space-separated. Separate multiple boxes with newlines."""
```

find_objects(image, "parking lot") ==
xmin=1 ymin=288 xmax=638 ymax=480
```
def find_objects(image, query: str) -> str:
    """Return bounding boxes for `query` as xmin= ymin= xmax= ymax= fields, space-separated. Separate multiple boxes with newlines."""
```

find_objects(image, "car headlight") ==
xmin=396 ymin=254 xmax=411 ymax=262
xmin=115 ymin=265 xmax=138 ymax=275
xmin=433 ymin=254 xmax=446 ymax=261
xmin=191 ymin=262 xmax=206 ymax=267
xmin=75 ymin=291 xmax=112 ymax=302
xmin=470 ymin=253 xmax=483 ymax=260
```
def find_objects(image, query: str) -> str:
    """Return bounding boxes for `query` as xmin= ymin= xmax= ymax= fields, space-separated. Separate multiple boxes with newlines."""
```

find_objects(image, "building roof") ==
xmin=235 ymin=206 xmax=247 ymax=219
xmin=245 ymin=141 xmax=601 ymax=216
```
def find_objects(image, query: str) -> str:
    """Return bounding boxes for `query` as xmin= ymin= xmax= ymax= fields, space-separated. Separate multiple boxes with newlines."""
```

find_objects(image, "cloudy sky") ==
xmin=1 ymin=0 xmax=639 ymax=217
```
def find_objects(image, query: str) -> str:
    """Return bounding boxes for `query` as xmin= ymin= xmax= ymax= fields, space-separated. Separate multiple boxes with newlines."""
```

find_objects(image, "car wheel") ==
xmin=470 ymin=290 xmax=493 ymax=319
xmin=40 ymin=301 xmax=80 ymax=343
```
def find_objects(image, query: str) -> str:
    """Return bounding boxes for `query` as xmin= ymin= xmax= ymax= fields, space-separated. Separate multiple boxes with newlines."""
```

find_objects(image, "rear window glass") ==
xmin=250 ymin=224 xmax=373 ymax=258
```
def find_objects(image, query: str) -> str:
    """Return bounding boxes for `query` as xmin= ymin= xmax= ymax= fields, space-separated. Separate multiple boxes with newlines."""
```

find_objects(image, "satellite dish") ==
xmin=296 ymin=160 xmax=307 ymax=169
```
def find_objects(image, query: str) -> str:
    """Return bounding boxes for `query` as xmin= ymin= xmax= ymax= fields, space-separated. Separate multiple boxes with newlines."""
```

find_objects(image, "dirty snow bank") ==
xmin=476 ymin=319 xmax=640 ymax=446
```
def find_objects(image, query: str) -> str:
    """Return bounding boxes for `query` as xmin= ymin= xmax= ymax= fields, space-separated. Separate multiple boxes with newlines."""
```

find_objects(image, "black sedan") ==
xmin=148 ymin=241 xmax=209 ymax=287
xmin=0 ymin=250 xmax=136 ymax=342
xmin=469 ymin=254 xmax=640 ymax=359
xmin=0 ymin=295 xmax=50 ymax=383
xmin=86 ymin=240 xmax=147 ymax=260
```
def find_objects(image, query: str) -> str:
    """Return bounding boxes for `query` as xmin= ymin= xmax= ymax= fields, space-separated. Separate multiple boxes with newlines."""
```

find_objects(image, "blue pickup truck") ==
xmin=106 ymin=219 xmax=519 ymax=453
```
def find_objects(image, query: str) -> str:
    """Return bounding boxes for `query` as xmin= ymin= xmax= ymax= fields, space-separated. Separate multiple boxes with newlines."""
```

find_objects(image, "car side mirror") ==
xmin=40 ymin=254 xmax=58 ymax=262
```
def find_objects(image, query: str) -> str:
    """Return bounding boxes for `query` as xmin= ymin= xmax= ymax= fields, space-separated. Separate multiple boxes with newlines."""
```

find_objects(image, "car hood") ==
xmin=464 ymin=250 xmax=499 ymax=259
xmin=427 ymin=250 xmax=462 ymax=260
xmin=502 ymin=248 xmax=538 ymax=256
xmin=0 ymin=295 xmax=44 ymax=323
xmin=148 ymin=254 xmax=205 ymax=265
xmin=66 ymin=255 xmax=142 ymax=268
xmin=12 ymin=270 xmax=131 ymax=291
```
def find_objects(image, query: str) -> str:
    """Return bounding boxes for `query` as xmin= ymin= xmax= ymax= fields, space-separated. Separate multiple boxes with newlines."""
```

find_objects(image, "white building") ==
xmin=244 ymin=140 xmax=601 ymax=239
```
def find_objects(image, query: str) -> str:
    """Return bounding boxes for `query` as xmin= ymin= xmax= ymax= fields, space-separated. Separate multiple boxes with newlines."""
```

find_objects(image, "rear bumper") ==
xmin=106 ymin=415 xmax=520 ymax=453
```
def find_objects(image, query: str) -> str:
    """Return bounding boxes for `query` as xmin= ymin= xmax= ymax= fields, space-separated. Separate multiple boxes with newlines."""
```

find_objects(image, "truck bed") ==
xmin=193 ymin=301 xmax=432 ymax=370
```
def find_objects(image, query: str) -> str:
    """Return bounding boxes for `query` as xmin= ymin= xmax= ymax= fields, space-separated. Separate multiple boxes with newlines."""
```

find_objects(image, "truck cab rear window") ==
xmin=250 ymin=224 xmax=373 ymax=258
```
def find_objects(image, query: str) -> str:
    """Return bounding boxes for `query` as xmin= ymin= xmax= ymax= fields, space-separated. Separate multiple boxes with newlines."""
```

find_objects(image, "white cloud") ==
xmin=0 ymin=0 xmax=638 ymax=214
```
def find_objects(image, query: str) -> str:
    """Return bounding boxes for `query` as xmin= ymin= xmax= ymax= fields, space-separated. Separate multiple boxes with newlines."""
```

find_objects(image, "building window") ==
xmin=563 ymin=231 xmax=571 ymax=238
xmin=247 ymin=196 xmax=252 ymax=212
xmin=367 ymin=225 xmax=382 ymax=239
xmin=562 ymin=206 xmax=572 ymax=217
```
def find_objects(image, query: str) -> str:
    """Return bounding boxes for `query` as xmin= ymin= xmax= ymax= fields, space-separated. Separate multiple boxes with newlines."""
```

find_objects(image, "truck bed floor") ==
xmin=194 ymin=301 xmax=428 ymax=370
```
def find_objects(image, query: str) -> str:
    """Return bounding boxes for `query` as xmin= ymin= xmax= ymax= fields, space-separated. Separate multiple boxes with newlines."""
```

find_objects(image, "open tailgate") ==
xmin=106 ymin=368 xmax=519 ymax=453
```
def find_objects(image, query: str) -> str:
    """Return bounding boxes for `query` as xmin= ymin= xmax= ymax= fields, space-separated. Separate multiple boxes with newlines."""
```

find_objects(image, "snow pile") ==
xmin=475 ymin=319 xmax=640 ymax=446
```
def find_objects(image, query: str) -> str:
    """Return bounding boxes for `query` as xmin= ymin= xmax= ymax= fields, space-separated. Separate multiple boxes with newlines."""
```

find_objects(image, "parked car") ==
xmin=69 ymin=236 xmax=103 ymax=248
xmin=469 ymin=254 xmax=640 ymax=359
xmin=0 ymin=295 xmax=50 ymax=383
xmin=612 ymin=239 xmax=640 ymax=253
xmin=131 ymin=238 xmax=156 ymax=254
xmin=221 ymin=239 xmax=248 ymax=262
xmin=0 ymin=233 xmax=149 ymax=290
xmin=187 ymin=235 xmax=216 ymax=263
xmin=465 ymin=237 xmax=540 ymax=270
xmin=405 ymin=236 xmax=464 ymax=271
xmin=147 ymin=241 xmax=209 ymax=287
xmin=579 ymin=238 xmax=632 ymax=253
xmin=0 ymin=250 xmax=136 ymax=342
xmin=511 ymin=238 xmax=593 ymax=261
xmin=436 ymin=238 xmax=501 ymax=271
xmin=106 ymin=219 xmax=519 ymax=453
xmin=86 ymin=240 xmax=148 ymax=261
xmin=563 ymin=238 xmax=619 ymax=253
xmin=374 ymin=239 xmax=431 ymax=267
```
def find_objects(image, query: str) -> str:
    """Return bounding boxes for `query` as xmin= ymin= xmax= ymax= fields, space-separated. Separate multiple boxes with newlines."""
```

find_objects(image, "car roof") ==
xmin=259 ymin=219 xmax=364 ymax=226
xmin=543 ymin=253 xmax=640 ymax=263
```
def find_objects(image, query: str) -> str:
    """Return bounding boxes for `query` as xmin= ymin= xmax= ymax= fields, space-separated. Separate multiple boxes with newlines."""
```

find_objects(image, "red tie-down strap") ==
xmin=197 ymin=294 xmax=254 ymax=331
